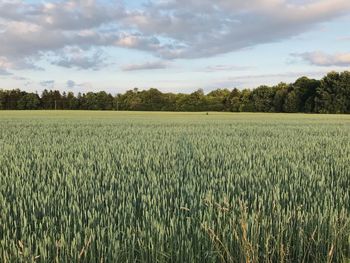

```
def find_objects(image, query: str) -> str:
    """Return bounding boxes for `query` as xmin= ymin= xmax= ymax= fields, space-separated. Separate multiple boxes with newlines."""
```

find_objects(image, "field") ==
xmin=0 ymin=111 xmax=349 ymax=262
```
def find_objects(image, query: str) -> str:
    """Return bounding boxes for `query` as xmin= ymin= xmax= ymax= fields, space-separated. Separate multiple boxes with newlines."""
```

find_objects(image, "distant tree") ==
xmin=41 ymin=90 xmax=62 ymax=109
xmin=0 ymin=90 xmax=5 ymax=110
xmin=239 ymin=89 xmax=254 ymax=112
xmin=0 ymin=71 xmax=349 ymax=112
xmin=66 ymin=92 xmax=79 ymax=110
xmin=174 ymin=94 xmax=188 ymax=111
xmin=226 ymin=88 xmax=241 ymax=112
xmin=96 ymin=91 xmax=113 ymax=110
xmin=206 ymin=89 xmax=230 ymax=111
xmin=293 ymin=77 xmax=320 ymax=113
xmin=174 ymin=90 xmax=203 ymax=111
xmin=126 ymin=89 xmax=143 ymax=110
xmin=83 ymin=92 xmax=99 ymax=110
xmin=251 ymin=86 xmax=275 ymax=112
xmin=273 ymin=83 xmax=289 ymax=112
xmin=184 ymin=89 xmax=206 ymax=111
xmin=139 ymin=88 xmax=164 ymax=111
xmin=18 ymin=93 xmax=40 ymax=110
xmin=0 ymin=89 xmax=23 ymax=110
xmin=41 ymin=90 xmax=51 ymax=109
xmin=315 ymin=71 xmax=350 ymax=113
xmin=113 ymin=94 xmax=122 ymax=110
xmin=161 ymin=93 xmax=177 ymax=111
xmin=283 ymin=90 xmax=300 ymax=113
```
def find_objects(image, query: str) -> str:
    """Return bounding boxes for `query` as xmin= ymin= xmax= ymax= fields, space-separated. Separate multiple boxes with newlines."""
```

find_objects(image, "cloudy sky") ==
xmin=0 ymin=0 xmax=350 ymax=94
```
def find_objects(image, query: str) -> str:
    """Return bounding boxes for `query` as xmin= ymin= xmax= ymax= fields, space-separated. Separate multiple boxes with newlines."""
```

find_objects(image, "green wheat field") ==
xmin=0 ymin=111 xmax=349 ymax=262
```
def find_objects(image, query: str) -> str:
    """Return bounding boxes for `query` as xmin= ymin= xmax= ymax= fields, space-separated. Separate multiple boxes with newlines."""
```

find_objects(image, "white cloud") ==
xmin=293 ymin=51 xmax=350 ymax=66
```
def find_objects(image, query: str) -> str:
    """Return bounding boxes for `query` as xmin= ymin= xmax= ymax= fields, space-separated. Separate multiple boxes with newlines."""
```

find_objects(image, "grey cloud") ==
xmin=13 ymin=76 xmax=28 ymax=81
xmin=123 ymin=0 xmax=350 ymax=58
xmin=293 ymin=51 xmax=350 ymax=66
xmin=24 ymin=81 xmax=33 ymax=87
xmin=50 ymin=47 xmax=106 ymax=70
xmin=0 ymin=1 xmax=123 ymax=30
xmin=66 ymin=80 xmax=76 ymax=88
xmin=337 ymin=36 xmax=350 ymax=41
xmin=0 ymin=23 xmax=111 ymax=62
xmin=0 ymin=0 xmax=350 ymax=70
xmin=228 ymin=71 xmax=326 ymax=80
xmin=204 ymin=70 xmax=327 ymax=89
xmin=122 ymin=61 xmax=168 ymax=71
xmin=115 ymin=33 xmax=185 ymax=59
xmin=0 ymin=1 xmax=123 ymax=69
xmin=0 ymin=68 xmax=12 ymax=75
xmin=203 ymin=65 xmax=251 ymax=72
xmin=40 ymin=80 xmax=55 ymax=87
xmin=66 ymin=80 xmax=92 ymax=90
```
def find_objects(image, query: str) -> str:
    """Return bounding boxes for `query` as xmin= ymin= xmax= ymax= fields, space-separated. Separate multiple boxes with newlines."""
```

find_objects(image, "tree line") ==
xmin=1 ymin=71 xmax=349 ymax=113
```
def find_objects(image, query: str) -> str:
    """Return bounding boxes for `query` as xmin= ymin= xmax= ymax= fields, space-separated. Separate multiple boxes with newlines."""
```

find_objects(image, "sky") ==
xmin=0 ymin=0 xmax=350 ymax=94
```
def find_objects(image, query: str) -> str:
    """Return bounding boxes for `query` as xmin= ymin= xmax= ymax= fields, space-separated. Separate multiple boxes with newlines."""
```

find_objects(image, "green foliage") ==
xmin=251 ymin=85 xmax=276 ymax=112
xmin=0 ymin=112 xmax=349 ymax=262
xmin=315 ymin=71 xmax=350 ymax=113
xmin=283 ymin=90 xmax=300 ymax=113
xmin=17 ymin=93 xmax=41 ymax=110
xmin=0 ymin=71 xmax=350 ymax=112
xmin=272 ymin=83 xmax=289 ymax=112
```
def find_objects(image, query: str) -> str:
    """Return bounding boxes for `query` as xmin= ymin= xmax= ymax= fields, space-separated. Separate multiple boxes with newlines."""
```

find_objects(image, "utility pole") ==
xmin=54 ymin=100 xmax=57 ymax=110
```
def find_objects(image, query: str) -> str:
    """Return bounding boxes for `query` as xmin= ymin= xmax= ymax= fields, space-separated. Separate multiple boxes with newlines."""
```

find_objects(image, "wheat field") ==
xmin=0 ymin=111 xmax=349 ymax=262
